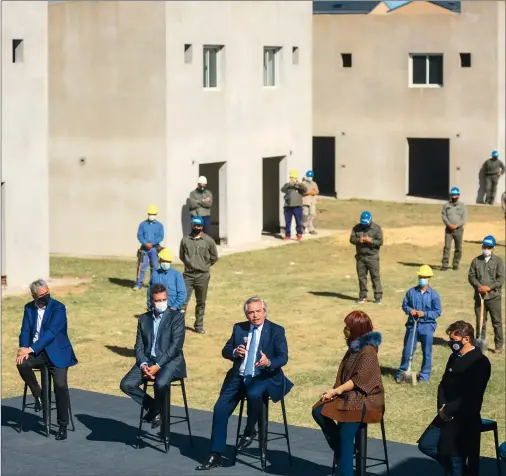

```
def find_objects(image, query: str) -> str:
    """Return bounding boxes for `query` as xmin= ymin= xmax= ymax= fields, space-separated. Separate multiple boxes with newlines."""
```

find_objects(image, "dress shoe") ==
xmin=494 ymin=347 xmax=503 ymax=355
xmin=142 ymin=407 xmax=158 ymax=424
xmin=194 ymin=328 xmax=206 ymax=335
xmin=34 ymin=396 xmax=42 ymax=413
xmin=151 ymin=413 xmax=162 ymax=429
xmin=55 ymin=426 xmax=67 ymax=441
xmin=195 ymin=453 xmax=223 ymax=471
xmin=237 ymin=430 xmax=257 ymax=451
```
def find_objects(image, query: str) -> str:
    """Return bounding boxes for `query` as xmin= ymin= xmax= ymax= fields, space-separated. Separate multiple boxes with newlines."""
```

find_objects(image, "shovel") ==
xmin=476 ymin=293 xmax=488 ymax=356
xmin=400 ymin=318 xmax=418 ymax=386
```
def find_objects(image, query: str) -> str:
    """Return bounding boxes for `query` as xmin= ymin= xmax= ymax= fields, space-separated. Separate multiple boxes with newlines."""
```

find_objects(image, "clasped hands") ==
xmin=410 ymin=309 xmax=425 ymax=319
xmin=16 ymin=347 xmax=32 ymax=365
xmin=477 ymin=285 xmax=490 ymax=295
xmin=438 ymin=404 xmax=453 ymax=422
xmin=321 ymin=387 xmax=343 ymax=402
xmin=141 ymin=363 xmax=160 ymax=380
xmin=234 ymin=345 xmax=271 ymax=368
xmin=359 ymin=236 xmax=373 ymax=244
xmin=446 ymin=224 xmax=458 ymax=231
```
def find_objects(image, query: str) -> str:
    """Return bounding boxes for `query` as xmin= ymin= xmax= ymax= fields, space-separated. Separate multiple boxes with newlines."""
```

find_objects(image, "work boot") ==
xmin=310 ymin=230 xmax=318 ymax=235
xmin=494 ymin=347 xmax=503 ymax=355
xmin=296 ymin=234 xmax=302 ymax=241
xmin=452 ymin=265 xmax=459 ymax=271
xmin=441 ymin=266 xmax=448 ymax=271
xmin=356 ymin=298 xmax=367 ymax=304
xmin=283 ymin=236 xmax=291 ymax=241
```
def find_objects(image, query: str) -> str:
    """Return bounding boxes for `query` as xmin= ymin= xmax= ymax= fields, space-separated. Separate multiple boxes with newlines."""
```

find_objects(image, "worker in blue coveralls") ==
xmin=147 ymin=248 xmax=186 ymax=311
xmin=133 ymin=204 xmax=164 ymax=291
xmin=396 ymin=265 xmax=442 ymax=383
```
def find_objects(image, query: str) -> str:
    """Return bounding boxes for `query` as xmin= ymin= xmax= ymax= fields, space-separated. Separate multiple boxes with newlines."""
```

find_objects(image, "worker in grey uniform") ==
xmin=189 ymin=176 xmax=213 ymax=235
xmin=441 ymin=186 xmax=467 ymax=271
xmin=179 ymin=216 xmax=219 ymax=334
xmin=349 ymin=211 xmax=384 ymax=304
xmin=482 ymin=150 xmax=504 ymax=205
xmin=468 ymin=235 xmax=504 ymax=354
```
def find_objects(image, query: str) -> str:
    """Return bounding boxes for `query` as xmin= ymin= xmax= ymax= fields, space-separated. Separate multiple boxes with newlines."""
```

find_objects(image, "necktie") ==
xmin=244 ymin=327 xmax=258 ymax=382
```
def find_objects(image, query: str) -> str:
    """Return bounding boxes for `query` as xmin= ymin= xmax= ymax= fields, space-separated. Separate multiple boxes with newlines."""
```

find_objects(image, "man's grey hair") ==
xmin=30 ymin=279 xmax=48 ymax=297
xmin=243 ymin=297 xmax=268 ymax=319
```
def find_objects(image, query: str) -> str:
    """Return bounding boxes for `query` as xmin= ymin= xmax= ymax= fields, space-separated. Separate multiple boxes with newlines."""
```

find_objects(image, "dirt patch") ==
xmin=2 ymin=277 xmax=91 ymax=298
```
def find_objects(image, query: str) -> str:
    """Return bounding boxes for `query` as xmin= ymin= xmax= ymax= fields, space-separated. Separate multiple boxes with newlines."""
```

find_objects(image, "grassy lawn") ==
xmin=2 ymin=200 xmax=504 ymax=457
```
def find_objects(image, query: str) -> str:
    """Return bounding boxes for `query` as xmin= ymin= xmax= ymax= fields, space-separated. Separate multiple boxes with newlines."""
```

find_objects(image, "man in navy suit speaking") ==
xmin=16 ymin=279 xmax=78 ymax=441
xmin=196 ymin=297 xmax=293 ymax=470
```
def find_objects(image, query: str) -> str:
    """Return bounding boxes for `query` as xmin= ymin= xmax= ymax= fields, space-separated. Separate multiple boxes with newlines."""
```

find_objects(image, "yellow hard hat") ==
xmin=147 ymin=204 xmax=158 ymax=215
xmin=289 ymin=169 xmax=299 ymax=179
xmin=417 ymin=265 xmax=434 ymax=277
xmin=158 ymin=248 xmax=174 ymax=262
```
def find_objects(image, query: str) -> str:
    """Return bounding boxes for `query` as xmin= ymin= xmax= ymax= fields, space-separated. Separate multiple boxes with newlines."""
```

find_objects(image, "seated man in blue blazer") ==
xmin=16 ymin=279 xmax=78 ymax=441
xmin=120 ymin=283 xmax=186 ymax=432
xmin=196 ymin=297 xmax=293 ymax=471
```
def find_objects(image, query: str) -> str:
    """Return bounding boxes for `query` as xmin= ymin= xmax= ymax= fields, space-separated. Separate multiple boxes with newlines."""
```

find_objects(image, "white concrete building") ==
xmin=1 ymin=1 xmax=49 ymax=288
xmin=49 ymin=1 xmax=312 ymax=258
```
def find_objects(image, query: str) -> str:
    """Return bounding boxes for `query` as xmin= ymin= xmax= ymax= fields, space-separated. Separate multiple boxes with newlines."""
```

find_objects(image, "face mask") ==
xmin=482 ymin=248 xmax=492 ymax=257
xmin=306 ymin=177 xmax=313 ymax=182
xmin=36 ymin=293 xmax=50 ymax=307
xmin=451 ymin=197 xmax=458 ymax=203
xmin=418 ymin=278 xmax=429 ymax=287
xmin=160 ymin=262 xmax=171 ymax=271
xmin=448 ymin=339 xmax=465 ymax=354
xmin=199 ymin=185 xmax=206 ymax=190
xmin=148 ymin=215 xmax=156 ymax=222
xmin=154 ymin=301 xmax=168 ymax=314
xmin=343 ymin=328 xmax=351 ymax=340
xmin=191 ymin=227 xmax=202 ymax=236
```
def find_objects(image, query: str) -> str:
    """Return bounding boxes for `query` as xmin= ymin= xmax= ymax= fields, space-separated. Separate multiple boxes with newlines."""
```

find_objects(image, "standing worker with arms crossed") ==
xmin=482 ymin=150 xmax=504 ymax=205
xmin=349 ymin=211 xmax=384 ymax=304
xmin=281 ymin=170 xmax=307 ymax=241
xmin=441 ymin=187 xmax=467 ymax=271
xmin=189 ymin=176 xmax=213 ymax=236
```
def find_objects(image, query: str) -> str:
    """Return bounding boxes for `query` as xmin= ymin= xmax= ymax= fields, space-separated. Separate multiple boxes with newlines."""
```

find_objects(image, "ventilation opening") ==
xmin=341 ymin=53 xmax=352 ymax=68
xmin=460 ymin=53 xmax=471 ymax=68
xmin=184 ymin=44 xmax=193 ymax=64
xmin=12 ymin=39 xmax=24 ymax=63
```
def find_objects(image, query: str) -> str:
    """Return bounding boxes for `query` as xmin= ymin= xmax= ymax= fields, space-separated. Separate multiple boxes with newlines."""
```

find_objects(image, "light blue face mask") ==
xmin=160 ymin=262 xmax=171 ymax=271
xmin=418 ymin=278 xmax=429 ymax=287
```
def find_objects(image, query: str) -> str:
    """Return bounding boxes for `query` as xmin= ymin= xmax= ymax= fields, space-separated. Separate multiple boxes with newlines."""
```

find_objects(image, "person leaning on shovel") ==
xmin=396 ymin=265 xmax=442 ymax=384
xmin=468 ymin=235 xmax=504 ymax=355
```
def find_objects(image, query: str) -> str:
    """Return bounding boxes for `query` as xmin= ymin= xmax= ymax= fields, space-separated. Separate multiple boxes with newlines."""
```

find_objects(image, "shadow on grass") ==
xmin=397 ymin=262 xmax=441 ymax=269
xmin=465 ymin=240 xmax=505 ymax=248
xmin=380 ymin=366 xmax=398 ymax=379
xmin=105 ymin=345 xmax=134 ymax=358
xmin=309 ymin=291 xmax=356 ymax=301
xmin=108 ymin=277 xmax=136 ymax=288
xmin=432 ymin=337 xmax=448 ymax=347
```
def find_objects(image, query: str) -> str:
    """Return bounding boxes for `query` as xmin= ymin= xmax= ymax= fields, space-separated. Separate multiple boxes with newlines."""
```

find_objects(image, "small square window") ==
xmin=292 ymin=47 xmax=299 ymax=65
xmin=341 ymin=53 xmax=352 ymax=68
xmin=12 ymin=39 xmax=24 ymax=63
xmin=184 ymin=44 xmax=193 ymax=64
xmin=460 ymin=53 xmax=471 ymax=68
xmin=264 ymin=46 xmax=281 ymax=87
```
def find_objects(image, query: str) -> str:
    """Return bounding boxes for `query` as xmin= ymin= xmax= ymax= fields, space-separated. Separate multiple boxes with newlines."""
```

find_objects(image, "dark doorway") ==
xmin=198 ymin=162 xmax=226 ymax=245
xmin=408 ymin=138 xmax=449 ymax=199
xmin=262 ymin=157 xmax=283 ymax=234
xmin=312 ymin=137 xmax=336 ymax=197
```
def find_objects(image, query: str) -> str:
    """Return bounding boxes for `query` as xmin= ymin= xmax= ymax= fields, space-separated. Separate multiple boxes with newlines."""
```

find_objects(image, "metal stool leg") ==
xmin=180 ymin=380 xmax=193 ymax=447
xmin=19 ymin=383 xmax=28 ymax=433
xmin=163 ymin=386 xmax=171 ymax=453
xmin=45 ymin=370 xmax=51 ymax=437
xmin=233 ymin=397 xmax=245 ymax=465
xmin=68 ymin=393 xmax=76 ymax=431
xmin=381 ymin=418 xmax=390 ymax=475
xmin=493 ymin=425 xmax=501 ymax=476
xmin=355 ymin=424 xmax=367 ymax=476
xmin=136 ymin=381 xmax=148 ymax=449
xmin=280 ymin=397 xmax=293 ymax=466
xmin=259 ymin=399 xmax=268 ymax=471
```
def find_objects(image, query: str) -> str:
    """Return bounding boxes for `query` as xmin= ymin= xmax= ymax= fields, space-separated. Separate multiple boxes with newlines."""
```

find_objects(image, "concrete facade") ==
xmin=313 ymin=1 xmax=505 ymax=204
xmin=49 ymin=1 xmax=312 ymax=258
xmin=1 ymin=1 xmax=49 ymax=288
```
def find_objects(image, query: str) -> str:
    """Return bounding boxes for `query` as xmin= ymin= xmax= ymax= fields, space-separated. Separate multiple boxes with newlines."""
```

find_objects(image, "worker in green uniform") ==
xmin=482 ymin=150 xmax=504 ymax=205
xmin=441 ymin=186 xmax=467 ymax=271
xmin=468 ymin=235 xmax=504 ymax=355
xmin=179 ymin=216 xmax=219 ymax=335
xmin=349 ymin=211 xmax=383 ymax=304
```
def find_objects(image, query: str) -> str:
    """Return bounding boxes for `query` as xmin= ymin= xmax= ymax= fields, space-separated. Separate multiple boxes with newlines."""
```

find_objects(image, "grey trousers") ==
xmin=475 ymin=296 xmax=503 ymax=349
xmin=303 ymin=204 xmax=316 ymax=232
xmin=485 ymin=175 xmax=499 ymax=204
xmin=181 ymin=272 xmax=210 ymax=330
xmin=356 ymin=255 xmax=382 ymax=300
xmin=442 ymin=227 xmax=464 ymax=269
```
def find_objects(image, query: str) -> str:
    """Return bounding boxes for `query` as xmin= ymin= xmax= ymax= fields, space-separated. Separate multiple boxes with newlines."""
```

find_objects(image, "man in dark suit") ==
xmin=196 ymin=297 xmax=293 ymax=471
xmin=16 ymin=279 xmax=78 ymax=441
xmin=120 ymin=283 xmax=186 ymax=430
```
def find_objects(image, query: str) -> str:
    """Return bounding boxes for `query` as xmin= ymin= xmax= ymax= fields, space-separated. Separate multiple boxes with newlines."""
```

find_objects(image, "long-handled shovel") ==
xmin=401 ymin=318 xmax=418 ymax=386
xmin=476 ymin=293 xmax=488 ymax=356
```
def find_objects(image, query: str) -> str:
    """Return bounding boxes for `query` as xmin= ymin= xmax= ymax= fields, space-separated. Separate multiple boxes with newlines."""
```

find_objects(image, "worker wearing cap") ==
xmin=482 ymin=150 xmax=504 ymax=205
xmin=281 ymin=169 xmax=307 ymax=241
xmin=468 ymin=235 xmax=504 ymax=354
xmin=179 ymin=216 xmax=218 ymax=334
xmin=349 ymin=211 xmax=383 ymax=304
xmin=441 ymin=186 xmax=467 ymax=271
xmin=133 ymin=205 xmax=164 ymax=291
xmin=189 ymin=176 xmax=213 ymax=235
xmin=396 ymin=265 xmax=442 ymax=383
xmin=147 ymin=248 xmax=187 ymax=311
xmin=302 ymin=170 xmax=320 ymax=235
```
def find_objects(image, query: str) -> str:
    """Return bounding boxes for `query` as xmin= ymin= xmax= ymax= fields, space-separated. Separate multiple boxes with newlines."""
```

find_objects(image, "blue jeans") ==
xmin=397 ymin=323 xmax=435 ymax=382
xmin=284 ymin=206 xmax=303 ymax=238
xmin=135 ymin=247 xmax=159 ymax=288
xmin=312 ymin=405 xmax=361 ymax=476
xmin=418 ymin=425 xmax=465 ymax=476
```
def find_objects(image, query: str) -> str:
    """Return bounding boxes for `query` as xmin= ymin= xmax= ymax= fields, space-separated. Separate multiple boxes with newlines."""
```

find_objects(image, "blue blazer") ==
xmin=19 ymin=298 xmax=78 ymax=369
xmin=221 ymin=319 xmax=293 ymax=403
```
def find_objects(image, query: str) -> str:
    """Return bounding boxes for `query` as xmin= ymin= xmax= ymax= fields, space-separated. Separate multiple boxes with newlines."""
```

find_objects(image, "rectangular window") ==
xmin=292 ymin=47 xmax=299 ymax=65
xmin=410 ymin=54 xmax=443 ymax=87
xmin=341 ymin=53 xmax=352 ymax=68
xmin=203 ymin=45 xmax=223 ymax=88
xmin=460 ymin=53 xmax=471 ymax=68
xmin=12 ymin=39 xmax=24 ymax=63
xmin=184 ymin=44 xmax=193 ymax=64
xmin=264 ymin=47 xmax=281 ymax=87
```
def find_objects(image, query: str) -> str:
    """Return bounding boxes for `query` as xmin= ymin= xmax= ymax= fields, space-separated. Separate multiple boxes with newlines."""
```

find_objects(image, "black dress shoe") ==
xmin=237 ymin=430 xmax=257 ymax=451
xmin=151 ymin=413 xmax=162 ymax=429
xmin=34 ymin=397 xmax=42 ymax=413
xmin=142 ymin=408 xmax=157 ymax=424
xmin=196 ymin=453 xmax=223 ymax=471
xmin=55 ymin=426 xmax=67 ymax=441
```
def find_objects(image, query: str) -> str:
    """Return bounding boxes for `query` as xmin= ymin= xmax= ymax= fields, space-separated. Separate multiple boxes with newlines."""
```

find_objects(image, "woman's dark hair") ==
xmin=150 ymin=283 xmax=167 ymax=299
xmin=344 ymin=310 xmax=374 ymax=343
xmin=446 ymin=320 xmax=475 ymax=343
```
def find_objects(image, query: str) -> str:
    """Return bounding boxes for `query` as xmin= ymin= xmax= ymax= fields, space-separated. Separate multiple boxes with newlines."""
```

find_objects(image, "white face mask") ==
xmin=306 ymin=177 xmax=313 ymax=182
xmin=160 ymin=262 xmax=171 ymax=271
xmin=148 ymin=215 xmax=156 ymax=221
xmin=154 ymin=301 xmax=168 ymax=314
xmin=482 ymin=248 xmax=492 ymax=257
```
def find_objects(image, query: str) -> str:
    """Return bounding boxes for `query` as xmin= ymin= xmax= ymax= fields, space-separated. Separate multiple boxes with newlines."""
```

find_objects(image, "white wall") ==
xmin=1 ymin=1 xmax=49 ymax=287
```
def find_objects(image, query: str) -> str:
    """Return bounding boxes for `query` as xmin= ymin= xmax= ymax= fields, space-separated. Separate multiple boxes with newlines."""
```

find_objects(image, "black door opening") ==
xmin=312 ymin=137 xmax=336 ymax=197
xmin=408 ymin=138 xmax=449 ymax=199
xmin=262 ymin=157 xmax=283 ymax=234
xmin=198 ymin=162 xmax=226 ymax=244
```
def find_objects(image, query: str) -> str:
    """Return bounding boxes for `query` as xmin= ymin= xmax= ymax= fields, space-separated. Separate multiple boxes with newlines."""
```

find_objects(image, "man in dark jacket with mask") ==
xmin=418 ymin=321 xmax=491 ymax=476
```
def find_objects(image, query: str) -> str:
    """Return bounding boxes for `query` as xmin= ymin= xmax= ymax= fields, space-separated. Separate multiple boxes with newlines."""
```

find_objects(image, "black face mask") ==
xmin=191 ymin=227 xmax=202 ymax=236
xmin=36 ymin=293 xmax=50 ymax=307
xmin=451 ymin=197 xmax=458 ymax=203
xmin=448 ymin=339 xmax=465 ymax=354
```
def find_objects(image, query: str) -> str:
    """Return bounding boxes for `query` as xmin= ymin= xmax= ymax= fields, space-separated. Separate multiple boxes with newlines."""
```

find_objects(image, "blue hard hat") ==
xmin=360 ymin=211 xmax=372 ymax=225
xmin=492 ymin=150 xmax=499 ymax=158
xmin=191 ymin=216 xmax=204 ymax=226
xmin=482 ymin=235 xmax=496 ymax=247
xmin=306 ymin=170 xmax=314 ymax=178
xmin=450 ymin=186 xmax=460 ymax=196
